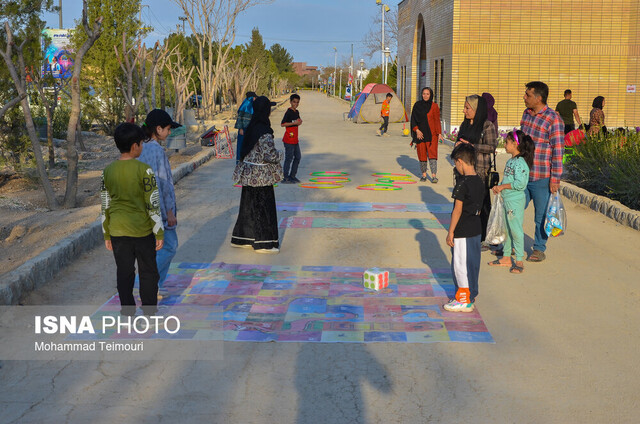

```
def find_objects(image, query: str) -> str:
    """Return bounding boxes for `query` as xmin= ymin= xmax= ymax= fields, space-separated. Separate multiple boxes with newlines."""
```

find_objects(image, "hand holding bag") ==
xmin=544 ymin=192 xmax=567 ymax=237
xmin=485 ymin=193 xmax=507 ymax=244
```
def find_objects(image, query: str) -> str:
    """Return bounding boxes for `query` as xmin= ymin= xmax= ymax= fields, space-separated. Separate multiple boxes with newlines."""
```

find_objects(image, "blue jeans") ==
xmin=236 ymin=133 xmax=244 ymax=163
xmin=525 ymin=178 xmax=551 ymax=252
xmin=156 ymin=228 xmax=178 ymax=286
xmin=283 ymin=143 xmax=301 ymax=179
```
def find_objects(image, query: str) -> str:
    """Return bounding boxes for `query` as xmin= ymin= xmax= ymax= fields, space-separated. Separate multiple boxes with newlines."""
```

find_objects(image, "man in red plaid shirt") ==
xmin=520 ymin=81 xmax=565 ymax=262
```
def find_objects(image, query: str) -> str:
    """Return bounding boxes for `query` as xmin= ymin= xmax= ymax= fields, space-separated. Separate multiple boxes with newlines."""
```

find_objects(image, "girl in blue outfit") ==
xmin=488 ymin=130 xmax=535 ymax=274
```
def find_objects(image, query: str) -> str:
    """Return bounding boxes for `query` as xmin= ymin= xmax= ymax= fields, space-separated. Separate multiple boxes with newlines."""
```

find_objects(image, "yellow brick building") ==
xmin=397 ymin=0 xmax=640 ymax=131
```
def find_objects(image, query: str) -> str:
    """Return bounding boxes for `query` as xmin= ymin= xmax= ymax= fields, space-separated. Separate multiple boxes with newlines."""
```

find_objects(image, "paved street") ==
xmin=2 ymin=91 xmax=639 ymax=423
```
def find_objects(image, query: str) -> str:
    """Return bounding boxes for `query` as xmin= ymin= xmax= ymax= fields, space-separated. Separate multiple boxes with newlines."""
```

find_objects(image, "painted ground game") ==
xmin=100 ymin=262 xmax=494 ymax=344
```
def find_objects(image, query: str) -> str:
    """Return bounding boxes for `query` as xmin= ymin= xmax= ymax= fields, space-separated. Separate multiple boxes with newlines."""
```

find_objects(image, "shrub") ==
xmin=566 ymin=130 xmax=640 ymax=210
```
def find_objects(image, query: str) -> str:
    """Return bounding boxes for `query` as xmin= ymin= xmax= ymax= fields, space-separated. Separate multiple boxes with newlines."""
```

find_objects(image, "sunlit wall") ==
xmin=397 ymin=0 xmax=640 ymax=130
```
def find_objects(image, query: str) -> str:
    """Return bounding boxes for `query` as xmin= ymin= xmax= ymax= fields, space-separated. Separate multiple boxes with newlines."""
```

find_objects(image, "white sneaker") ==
xmin=383 ymin=133 xmax=390 ymax=137
xmin=376 ymin=130 xmax=382 ymax=136
xmin=231 ymin=243 xmax=252 ymax=249
xmin=443 ymin=300 xmax=475 ymax=312
xmin=255 ymin=247 xmax=279 ymax=254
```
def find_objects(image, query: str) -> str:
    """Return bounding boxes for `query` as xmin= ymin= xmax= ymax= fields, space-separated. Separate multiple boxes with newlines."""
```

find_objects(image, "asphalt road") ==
xmin=2 ymin=91 xmax=639 ymax=424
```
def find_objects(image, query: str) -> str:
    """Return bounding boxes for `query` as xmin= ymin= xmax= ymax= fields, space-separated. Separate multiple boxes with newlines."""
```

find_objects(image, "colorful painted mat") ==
xmin=98 ymin=262 xmax=493 ymax=343
xmin=277 ymin=202 xmax=452 ymax=213
xmin=279 ymin=217 xmax=450 ymax=229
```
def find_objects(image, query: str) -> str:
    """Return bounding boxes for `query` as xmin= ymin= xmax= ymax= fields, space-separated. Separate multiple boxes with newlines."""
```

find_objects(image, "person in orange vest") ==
xmin=377 ymin=93 xmax=393 ymax=136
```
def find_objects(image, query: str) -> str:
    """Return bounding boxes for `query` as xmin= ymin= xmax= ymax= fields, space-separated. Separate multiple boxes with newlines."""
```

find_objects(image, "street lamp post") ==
xmin=376 ymin=0 xmax=390 ymax=84
xmin=384 ymin=47 xmax=391 ymax=88
xmin=359 ymin=58 xmax=365 ymax=92
xmin=333 ymin=47 xmax=337 ymax=97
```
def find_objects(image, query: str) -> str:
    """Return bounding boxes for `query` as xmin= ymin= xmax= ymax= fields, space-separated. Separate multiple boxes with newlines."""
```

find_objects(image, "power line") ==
xmin=234 ymin=34 xmax=365 ymax=45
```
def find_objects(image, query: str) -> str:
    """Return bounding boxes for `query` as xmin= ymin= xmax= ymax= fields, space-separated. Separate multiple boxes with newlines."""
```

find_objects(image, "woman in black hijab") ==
xmin=410 ymin=87 xmax=443 ymax=182
xmin=231 ymin=96 xmax=284 ymax=253
xmin=455 ymin=94 xmax=498 ymax=243
xmin=588 ymin=96 xmax=606 ymax=136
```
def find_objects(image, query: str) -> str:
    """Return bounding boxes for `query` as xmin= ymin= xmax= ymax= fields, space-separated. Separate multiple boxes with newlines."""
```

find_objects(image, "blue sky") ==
xmin=43 ymin=0 xmax=387 ymax=69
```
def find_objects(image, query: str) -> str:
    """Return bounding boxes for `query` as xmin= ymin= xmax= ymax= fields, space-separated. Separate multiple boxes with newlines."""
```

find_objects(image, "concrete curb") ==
xmin=559 ymin=182 xmax=640 ymax=231
xmin=443 ymin=138 xmax=640 ymax=231
xmin=0 ymin=147 xmax=219 ymax=305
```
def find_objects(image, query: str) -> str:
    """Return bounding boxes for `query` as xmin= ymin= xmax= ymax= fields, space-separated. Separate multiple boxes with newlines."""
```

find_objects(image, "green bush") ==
xmin=566 ymin=130 xmax=640 ymax=210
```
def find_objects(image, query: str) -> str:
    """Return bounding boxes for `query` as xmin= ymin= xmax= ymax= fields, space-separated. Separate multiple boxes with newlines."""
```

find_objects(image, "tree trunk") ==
xmin=45 ymin=106 xmax=54 ymax=168
xmin=152 ymin=69 xmax=157 ymax=109
xmin=22 ymin=97 xmax=59 ymax=209
xmin=63 ymin=4 xmax=103 ymax=208
xmin=160 ymin=71 xmax=166 ymax=110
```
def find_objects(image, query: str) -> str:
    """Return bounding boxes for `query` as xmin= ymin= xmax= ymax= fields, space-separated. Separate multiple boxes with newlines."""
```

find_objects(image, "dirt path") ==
xmin=1 ymin=91 xmax=639 ymax=423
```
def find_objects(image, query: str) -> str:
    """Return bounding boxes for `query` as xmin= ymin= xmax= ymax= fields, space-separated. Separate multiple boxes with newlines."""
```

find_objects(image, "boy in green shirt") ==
xmin=101 ymin=123 xmax=164 ymax=316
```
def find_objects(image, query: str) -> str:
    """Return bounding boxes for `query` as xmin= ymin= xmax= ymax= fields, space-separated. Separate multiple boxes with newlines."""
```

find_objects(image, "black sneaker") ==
xmin=419 ymin=176 xmax=427 ymax=182
xmin=290 ymin=177 xmax=301 ymax=183
xmin=281 ymin=178 xmax=294 ymax=184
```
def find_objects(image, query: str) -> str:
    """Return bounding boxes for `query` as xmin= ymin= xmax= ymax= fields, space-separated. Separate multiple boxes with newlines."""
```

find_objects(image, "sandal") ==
xmin=431 ymin=177 xmax=438 ymax=183
xmin=510 ymin=264 xmax=524 ymax=274
xmin=527 ymin=250 xmax=546 ymax=262
xmin=488 ymin=259 xmax=511 ymax=267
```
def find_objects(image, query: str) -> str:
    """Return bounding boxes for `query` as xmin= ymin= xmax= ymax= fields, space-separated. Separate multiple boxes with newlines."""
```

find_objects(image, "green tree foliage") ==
xmin=163 ymin=32 xmax=202 ymax=95
xmin=74 ymin=0 xmax=142 ymax=134
xmin=363 ymin=65 xmax=382 ymax=86
xmin=244 ymin=28 xmax=277 ymax=96
xmin=269 ymin=43 xmax=292 ymax=74
xmin=0 ymin=0 xmax=55 ymax=167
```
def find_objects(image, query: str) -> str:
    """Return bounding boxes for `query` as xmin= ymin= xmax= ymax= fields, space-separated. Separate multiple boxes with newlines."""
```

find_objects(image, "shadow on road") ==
xmin=295 ymin=344 xmax=392 ymax=424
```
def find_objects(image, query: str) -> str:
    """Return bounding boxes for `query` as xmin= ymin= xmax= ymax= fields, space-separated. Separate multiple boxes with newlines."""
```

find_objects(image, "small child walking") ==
xmin=444 ymin=143 xmax=485 ymax=312
xmin=377 ymin=93 xmax=392 ymax=136
xmin=488 ymin=130 xmax=535 ymax=274
xmin=281 ymin=93 xmax=302 ymax=183
xmin=101 ymin=123 xmax=164 ymax=316
xmin=139 ymin=109 xmax=181 ymax=287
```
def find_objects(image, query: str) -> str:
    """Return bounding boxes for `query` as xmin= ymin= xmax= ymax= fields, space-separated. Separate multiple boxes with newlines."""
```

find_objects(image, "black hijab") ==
xmin=240 ymin=96 xmax=274 ymax=160
xmin=592 ymin=96 xmax=604 ymax=109
xmin=457 ymin=95 xmax=488 ymax=145
xmin=410 ymin=87 xmax=434 ymax=143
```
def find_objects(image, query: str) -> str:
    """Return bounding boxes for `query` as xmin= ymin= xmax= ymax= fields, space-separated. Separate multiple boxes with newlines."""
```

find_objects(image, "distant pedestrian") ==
xmin=410 ymin=87 xmax=443 ymax=183
xmin=139 ymin=109 xmax=181 ymax=288
xmin=455 ymin=94 xmax=498 ymax=243
xmin=555 ymin=89 xmax=583 ymax=134
xmin=444 ymin=143 xmax=485 ymax=313
xmin=588 ymin=96 xmax=606 ymax=136
xmin=482 ymin=92 xmax=499 ymax=133
xmin=231 ymin=96 xmax=284 ymax=253
xmin=281 ymin=93 xmax=303 ymax=183
xmin=520 ymin=81 xmax=564 ymax=263
xmin=101 ymin=123 xmax=164 ymax=316
xmin=488 ymin=130 xmax=535 ymax=274
xmin=234 ymin=92 xmax=257 ymax=163
xmin=377 ymin=93 xmax=392 ymax=136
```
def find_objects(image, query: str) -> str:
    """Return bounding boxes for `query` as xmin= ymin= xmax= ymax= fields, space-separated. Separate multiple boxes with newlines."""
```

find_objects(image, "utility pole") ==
xmin=179 ymin=16 xmax=187 ymax=34
xmin=349 ymin=43 xmax=354 ymax=106
xmin=59 ymin=0 xmax=63 ymax=28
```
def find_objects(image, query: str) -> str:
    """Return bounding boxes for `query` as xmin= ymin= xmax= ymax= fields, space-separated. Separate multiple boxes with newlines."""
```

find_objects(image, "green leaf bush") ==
xmin=566 ymin=130 xmax=640 ymax=210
